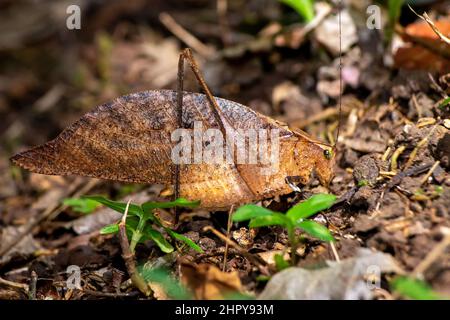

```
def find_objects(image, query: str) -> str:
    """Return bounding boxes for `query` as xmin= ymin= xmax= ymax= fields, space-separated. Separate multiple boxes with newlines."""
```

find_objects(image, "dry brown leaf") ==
xmin=395 ymin=19 xmax=450 ymax=72
xmin=11 ymin=90 xmax=335 ymax=209
xmin=180 ymin=262 xmax=242 ymax=300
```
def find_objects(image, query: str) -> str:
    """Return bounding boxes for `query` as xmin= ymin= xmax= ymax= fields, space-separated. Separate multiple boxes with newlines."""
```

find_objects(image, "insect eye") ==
xmin=323 ymin=149 xmax=332 ymax=160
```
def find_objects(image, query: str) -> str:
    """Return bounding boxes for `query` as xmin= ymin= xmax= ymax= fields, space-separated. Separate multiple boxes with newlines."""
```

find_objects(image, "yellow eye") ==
xmin=323 ymin=149 xmax=332 ymax=160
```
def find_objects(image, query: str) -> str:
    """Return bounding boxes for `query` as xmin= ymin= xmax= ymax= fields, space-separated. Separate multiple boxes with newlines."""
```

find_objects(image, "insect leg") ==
xmin=285 ymin=176 xmax=302 ymax=193
xmin=174 ymin=49 xmax=186 ymax=202
xmin=180 ymin=48 xmax=227 ymax=138
xmin=177 ymin=48 xmax=256 ymax=201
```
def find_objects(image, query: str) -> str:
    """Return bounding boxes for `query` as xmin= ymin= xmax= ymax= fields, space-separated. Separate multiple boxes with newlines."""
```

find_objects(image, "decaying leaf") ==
xmin=394 ymin=19 xmax=450 ymax=72
xmin=11 ymin=90 xmax=335 ymax=209
xmin=180 ymin=261 xmax=243 ymax=300
xmin=0 ymin=226 xmax=42 ymax=266
xmin=258 ymin=248 xmax=403 ymax=300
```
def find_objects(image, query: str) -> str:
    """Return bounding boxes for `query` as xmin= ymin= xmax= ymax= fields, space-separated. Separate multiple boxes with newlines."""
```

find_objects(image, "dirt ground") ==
xmin=0 ymin=0 xmax=449 ymax=300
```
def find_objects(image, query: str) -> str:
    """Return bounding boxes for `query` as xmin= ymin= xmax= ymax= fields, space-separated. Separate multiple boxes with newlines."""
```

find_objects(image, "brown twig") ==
xmin=404 ymin=124 xmax=438 ymax=169
xmin=28 ymin=271 xmax=37 ymax=300
xmin=217 ymin=0 xmax=232 ymax=46
xmin=329 ymin=242 xmax=341 ymax=263
xmin=420 ymin=160 xmax=440 ymax=185
xmin=0 ymin=178 xmax=98 ymax=257
xmin=412 ymin=228 xmax=450 ymax=278
xmin=222 ymin=205 xmax=234 ymax=271
xmin=285 ymin=106 xmax=350 ymax=129
xmin=390 ymin=145 xmax=406 ymax=173
xmin=82 ymin=289 xmax=140 ymax=298
xmin=118 ymin=200 xmax=151 ymax=296
xmin=0 ymin=276 xmax=29 ymax=293
xmin=203 ymin=226 xmax=270 ymax=275
xmin=408 ymin=5 xmax=450 ymax=46
xmin=159 ymin=12 xmax=216 ymax=58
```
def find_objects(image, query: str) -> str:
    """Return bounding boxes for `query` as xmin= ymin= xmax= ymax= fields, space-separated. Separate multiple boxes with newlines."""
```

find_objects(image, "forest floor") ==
xmin=0 ymin=0 xmax=449 ymax=300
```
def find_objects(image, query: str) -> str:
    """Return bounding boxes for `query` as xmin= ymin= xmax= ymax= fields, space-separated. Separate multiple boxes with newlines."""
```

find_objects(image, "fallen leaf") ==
xmin=12 ymin=89 xmax=335 ymax=209
xmin=0 ymin=226 xmax=42 ymax=266
xmin=258 ymin=248 xmax=403 ymax=300
xmin=394 ymin=19 xmax=450 ymax=72
xmin=180 ymin=262 xmax=243 ymax=300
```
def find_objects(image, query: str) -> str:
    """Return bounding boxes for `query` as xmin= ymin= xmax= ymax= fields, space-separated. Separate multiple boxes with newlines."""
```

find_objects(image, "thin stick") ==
xmin=330 ymin=242 xmax=341 ymax=263
xmin=28 ymin=271 xmax=37 ymax=300
xmin=0 ymin=177 xmax=96 ymax=257
xmin=408 ymin=5 xmax=450 ymax=46
xmin=118 ymin=200 xmax=151 ymax=296
xmin=0 ymin=276 xmax=28 ymax=292
xmin=82 ymin=289 xmax=140 ymax=298
xmin=390 ymin=145 xmax=406 ymax=173
xmin=159 ymin=13 xmax=216 ymax=58
xmin=222 ymin=205 xmax=234 ymax=271
xmin=412 ymin=228 xmax=450 ymax=278
xmin=203 ymin=226 xmax=269 ymax=271
xmin=217 ymin=0 xmax=232 ymax=46
xmin=404 ymin=125 xmax=438 ymax=169
xmin=420 ymin=160 xmax=440 ymax=185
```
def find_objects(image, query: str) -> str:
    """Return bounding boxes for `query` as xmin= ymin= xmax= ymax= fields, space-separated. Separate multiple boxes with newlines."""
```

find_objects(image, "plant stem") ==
xmin=288 ymin=226 xmax=298 ymax=266
xmin=130 ymin=217 xmax=146 ymax=253
xmin=119 ymin=201 xmax=151 ymax=296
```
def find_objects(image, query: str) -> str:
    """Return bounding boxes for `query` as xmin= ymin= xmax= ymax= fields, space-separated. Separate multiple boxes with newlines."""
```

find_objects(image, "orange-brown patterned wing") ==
xmin=11 ymin=90 xmax=300 ymax=208
xmin=11 ymin=91 xmax=178 ymax=184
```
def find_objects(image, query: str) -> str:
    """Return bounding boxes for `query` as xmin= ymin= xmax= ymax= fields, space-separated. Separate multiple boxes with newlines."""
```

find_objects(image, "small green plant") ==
xmin=85 ymin=196 xmax=203 ymax=254
xmin=391 ymin=276 xmax=449 ymax=300
xmin=357 ymin=179 xmax=369 ymax=187
xmin=63 ymin=197 xmax=102 ymax=214
xmin=439 ymin=96 xmax=450 ymax=110
xmin=279 ymin=0 xmax=315 ymax=22
xmin=387 ymin=0 xmax=405 ymax=42
xmin=140 ymin=266 xmax=191 ymax=300
xmin=232 ymin=193 xmax=336 ymax=265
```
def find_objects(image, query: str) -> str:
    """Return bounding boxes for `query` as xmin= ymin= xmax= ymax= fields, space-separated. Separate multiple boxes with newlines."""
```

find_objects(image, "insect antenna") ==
xmin=334 ymin=0 xmax=343 ymax=152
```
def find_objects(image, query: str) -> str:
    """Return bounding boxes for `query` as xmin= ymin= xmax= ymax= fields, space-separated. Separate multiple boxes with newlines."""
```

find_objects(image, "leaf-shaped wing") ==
xmin=11 ymin=90 xmax=297 ymax=209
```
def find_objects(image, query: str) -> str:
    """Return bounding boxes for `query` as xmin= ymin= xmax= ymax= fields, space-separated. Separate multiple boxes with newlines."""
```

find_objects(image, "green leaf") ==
xmin=143 ymin=227 xmax=174 ymax=253
xmin=249 ymin=213 xmax=290 ymax=228
xmin=255 ymin=275 xmax=271 ymax=282
xmin=387 ymin=0 xmax=405 ymax=41
xmin=274 ymin=253 xmax=290 ymax=271
xmin=139 ymin=267 xmax=191 ymax=300
xmin=391 ymin=276 xmax=448 ymax=300
xmin=142 ymin=198 xmax=200 ymax=213
xmin=100 ymin=223 xmax=119 ymax=234
xmin=286 ymin=194 xmax=336 ymax=222
xmin=166 ymin=229 xmax=203 ymax=253
xmin=439 ymin=97 xmax=450 ymax=109
xmin=83 ymin=195 xmax=144 ymax=218
xmin=280 ymin=0 xmax=315 ymax=22
xmin=297 ymin=220 xmax=334 ymax=242
xmin=63 ymin=198 xmax=102 ymax=214
xmin=389 ymin=0 xmax=404 ymax=26
xmin=232 ymin=204 xmax=275 ymax=222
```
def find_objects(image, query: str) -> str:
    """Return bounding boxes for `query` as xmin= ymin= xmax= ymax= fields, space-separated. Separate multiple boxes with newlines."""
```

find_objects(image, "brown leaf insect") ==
xmin=11 ymin=49 xmax=337 ymax=209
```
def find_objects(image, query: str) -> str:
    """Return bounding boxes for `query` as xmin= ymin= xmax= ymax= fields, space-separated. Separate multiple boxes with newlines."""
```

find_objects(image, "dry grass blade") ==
xmin=408 ymin=5 xmax=450 ymax=46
